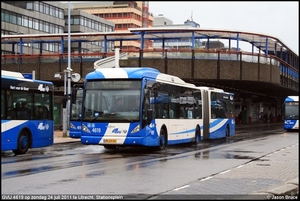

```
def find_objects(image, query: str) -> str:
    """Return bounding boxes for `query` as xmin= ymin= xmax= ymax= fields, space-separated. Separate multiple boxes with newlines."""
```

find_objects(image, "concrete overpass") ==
xmin=1 ymin=28 xmax=298 ymax=124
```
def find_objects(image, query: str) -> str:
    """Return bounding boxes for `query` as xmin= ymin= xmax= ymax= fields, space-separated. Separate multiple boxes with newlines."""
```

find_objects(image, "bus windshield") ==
xmin=70 ymin=86 xmax=83 ymax=121
xmin=83 ymin=80 xmax=142 ymax=121
xmin=284 ymin=102 xmax=299 ymax=120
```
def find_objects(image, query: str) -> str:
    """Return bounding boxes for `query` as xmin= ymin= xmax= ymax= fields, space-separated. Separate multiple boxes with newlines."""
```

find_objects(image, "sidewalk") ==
xmin=53 ymin=130 xmax=80 ymax=144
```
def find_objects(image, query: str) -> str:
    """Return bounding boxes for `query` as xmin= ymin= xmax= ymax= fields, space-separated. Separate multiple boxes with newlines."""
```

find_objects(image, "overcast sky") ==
xmin=149 ymin=1 xmax=299 ymax=55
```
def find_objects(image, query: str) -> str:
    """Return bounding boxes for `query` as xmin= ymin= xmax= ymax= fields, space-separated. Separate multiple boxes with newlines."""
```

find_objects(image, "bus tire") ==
xmin=194 ymin=126 xmax=200 ymax=144
xmin=158 ymin=128 xmax=167 ymax=150
xmin=13 ymin=130 xmax=30 ymax=155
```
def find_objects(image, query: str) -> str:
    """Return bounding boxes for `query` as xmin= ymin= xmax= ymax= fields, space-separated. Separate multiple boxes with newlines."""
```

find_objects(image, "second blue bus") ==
xmin=69 ymin=84 xmax=83 ymax=138
xmin=283 ymin=96 xmax=299 ymax=131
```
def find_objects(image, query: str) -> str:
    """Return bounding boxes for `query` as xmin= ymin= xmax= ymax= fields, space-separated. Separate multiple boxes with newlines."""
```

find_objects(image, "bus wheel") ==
xmin=13 ymin=130 xmax=30 ymax=155
xmin=159 ymin=129 xmax=167 ymax=150
xmin=195 ymin=127 xmax=200 ymax=144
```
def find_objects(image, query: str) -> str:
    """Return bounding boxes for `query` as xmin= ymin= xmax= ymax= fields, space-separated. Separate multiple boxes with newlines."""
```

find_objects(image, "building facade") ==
xmin=1 ymin=1 xmax=65 ymax=54
xmin=1 ymin=1 xmax=115 ymax=55
xmin=66 ymin=1 xmax=154 ymax=50
xmin=152 ymin=14 xmax=203 ymax=50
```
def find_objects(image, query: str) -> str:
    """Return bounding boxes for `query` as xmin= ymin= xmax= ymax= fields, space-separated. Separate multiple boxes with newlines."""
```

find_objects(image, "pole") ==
xmin=63 ymin=70 xmax=67 ymax=136
xmin=63 ymin=1 xmax=71 ymax=137
xmin=68 ymin=1 xmax=71 ymax=96
xmin=67 ymin=1 xmax=72 ymax=135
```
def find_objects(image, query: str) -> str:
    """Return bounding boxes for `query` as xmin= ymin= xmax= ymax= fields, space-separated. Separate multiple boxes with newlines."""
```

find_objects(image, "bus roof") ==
xmin=1 ymin=70 xmax=53 ymax=85
xmin=86 ymin=67 xmax=196 ymax=88
xmin=1 ymin=70 xmax=24 ymax=79
xmin=285 ymin=96 xmax=299 ymax=102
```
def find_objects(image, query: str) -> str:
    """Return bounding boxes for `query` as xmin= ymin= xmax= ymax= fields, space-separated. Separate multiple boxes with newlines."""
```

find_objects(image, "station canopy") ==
xmin=1 ymin=27 xmax=295 ymax=55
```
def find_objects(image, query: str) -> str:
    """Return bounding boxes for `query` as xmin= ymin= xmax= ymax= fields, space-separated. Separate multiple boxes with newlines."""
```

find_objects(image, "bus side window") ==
xmin=179 ymin=106 xmax=186 ymax=119
xmin=169 ymin=108 xmax=174 ymax=118
xmin=42 ymin=106 xmax=49 ymax=119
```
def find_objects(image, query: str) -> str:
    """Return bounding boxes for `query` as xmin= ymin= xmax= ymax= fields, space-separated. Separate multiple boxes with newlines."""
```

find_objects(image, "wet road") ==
xmin=2 ymin=125 xmax=295 ymax=197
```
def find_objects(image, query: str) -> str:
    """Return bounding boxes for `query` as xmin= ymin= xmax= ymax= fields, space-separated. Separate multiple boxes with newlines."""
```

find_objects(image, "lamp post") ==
xmin=54 ymin=2 xmax=72 ymax=137
xmin=62 ymin=1 xmax=72 ymax=137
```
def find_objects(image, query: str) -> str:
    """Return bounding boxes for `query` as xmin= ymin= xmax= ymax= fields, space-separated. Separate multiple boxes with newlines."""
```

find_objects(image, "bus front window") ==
xmin=285 ymin=104 xmax=299 ymax=120
xmin=83 ymin=80 xmax=142 ymax=122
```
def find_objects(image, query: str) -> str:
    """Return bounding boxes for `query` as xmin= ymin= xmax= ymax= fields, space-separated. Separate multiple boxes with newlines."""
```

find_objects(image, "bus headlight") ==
xmin=131 ymin=124 xmax=140 ymax=134
xmin=82 ymin=124 xmax=91 ymax=133
xmin=69 ymin=123 xmax=76 ymax=129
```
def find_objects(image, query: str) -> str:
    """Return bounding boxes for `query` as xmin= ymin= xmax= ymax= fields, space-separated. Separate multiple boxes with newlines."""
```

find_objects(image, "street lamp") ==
xmin=63 ymin=1 xmax=72 ymax=137
xmin=53 ymin=1 xmax=73 ymax=137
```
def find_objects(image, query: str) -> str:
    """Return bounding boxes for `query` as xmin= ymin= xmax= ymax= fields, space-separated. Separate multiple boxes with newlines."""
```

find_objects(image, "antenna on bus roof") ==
xmin=115 ymin=48 xmax=120 ymax=68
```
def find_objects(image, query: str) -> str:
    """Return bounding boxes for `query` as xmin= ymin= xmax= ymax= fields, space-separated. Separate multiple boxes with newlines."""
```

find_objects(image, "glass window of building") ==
xmin=28 ymin=17 xmax=33 ymax=28
xmin=39 ymin=3 xmax=44 ymax=14
xmin=34 ymin=2 xmax=39 ymax=12
xmin=17 ymin=14 xmax=22 ymax=25
xmin=11 ymin=14 xmax=17 ymax=24
xmin=74 ymin=16 xmax=80 ymax=25
xmin=22 ymin=16 xmax=28 ymax=27
xmin=26 ymin=2 xmax=33 ymax=10
xmin=45 ymin=4 xmax=49 ymax=15
xmin=4 ymin=10 xmax=9 ymax=22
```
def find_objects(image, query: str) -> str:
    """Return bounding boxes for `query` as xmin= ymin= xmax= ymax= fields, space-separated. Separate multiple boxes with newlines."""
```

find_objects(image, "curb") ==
xmin=259 ymin=178 xmax=299 ymax=196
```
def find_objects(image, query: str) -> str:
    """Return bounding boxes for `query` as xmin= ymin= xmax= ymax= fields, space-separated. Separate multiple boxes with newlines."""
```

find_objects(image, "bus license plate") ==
xmin=104 ymin=139 xmax=116 ymax=143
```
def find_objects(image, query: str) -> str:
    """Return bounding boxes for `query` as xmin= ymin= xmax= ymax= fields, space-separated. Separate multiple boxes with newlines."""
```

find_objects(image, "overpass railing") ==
xmin=1 ymin=48 xmax=298 ymax=82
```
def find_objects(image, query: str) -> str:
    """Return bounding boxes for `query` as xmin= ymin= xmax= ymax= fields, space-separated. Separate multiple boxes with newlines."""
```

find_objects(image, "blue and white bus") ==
xmin=283 ymin=96 xmax=299 ymax=131
xmin=69 ymin=84 xmax=83 ymax=138
xmin=80 ymin=67 xmax=235 ymax=150
xmin=1 ymin=70 xmax=54 ymax=155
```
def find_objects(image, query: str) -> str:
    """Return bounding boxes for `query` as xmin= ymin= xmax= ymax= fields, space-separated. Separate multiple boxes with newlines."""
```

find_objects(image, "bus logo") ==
xmin=112 ymin=128 xmax=123 ymax=134
xmin=37 ymin=123 xmax=49 ymax=130
xmin=149 ymin=123 xmax=155 ymax=128
xmin=38 ymin=84 xmax=49 ymax=92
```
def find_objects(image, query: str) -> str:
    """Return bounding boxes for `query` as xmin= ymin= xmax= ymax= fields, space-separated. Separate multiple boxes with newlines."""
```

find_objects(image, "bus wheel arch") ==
xmin=158 ymin=125 xmax=168 ymax=150
xmin=13 ymin=128 xmax=32 ymax=155
xmin=194 ymin=125 xmax=201 ymax=144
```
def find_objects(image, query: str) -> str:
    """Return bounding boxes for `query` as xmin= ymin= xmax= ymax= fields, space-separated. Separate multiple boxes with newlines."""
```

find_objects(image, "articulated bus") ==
xmin=1 ymin=70 xmax=54 ymax=155
xmin=69 ymin=84 xmax=83 ymax=138
xmin=283 ymin=96 xmax=299 ymax=131
xmin=80 ymin=67 xmax=235 ymax=150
